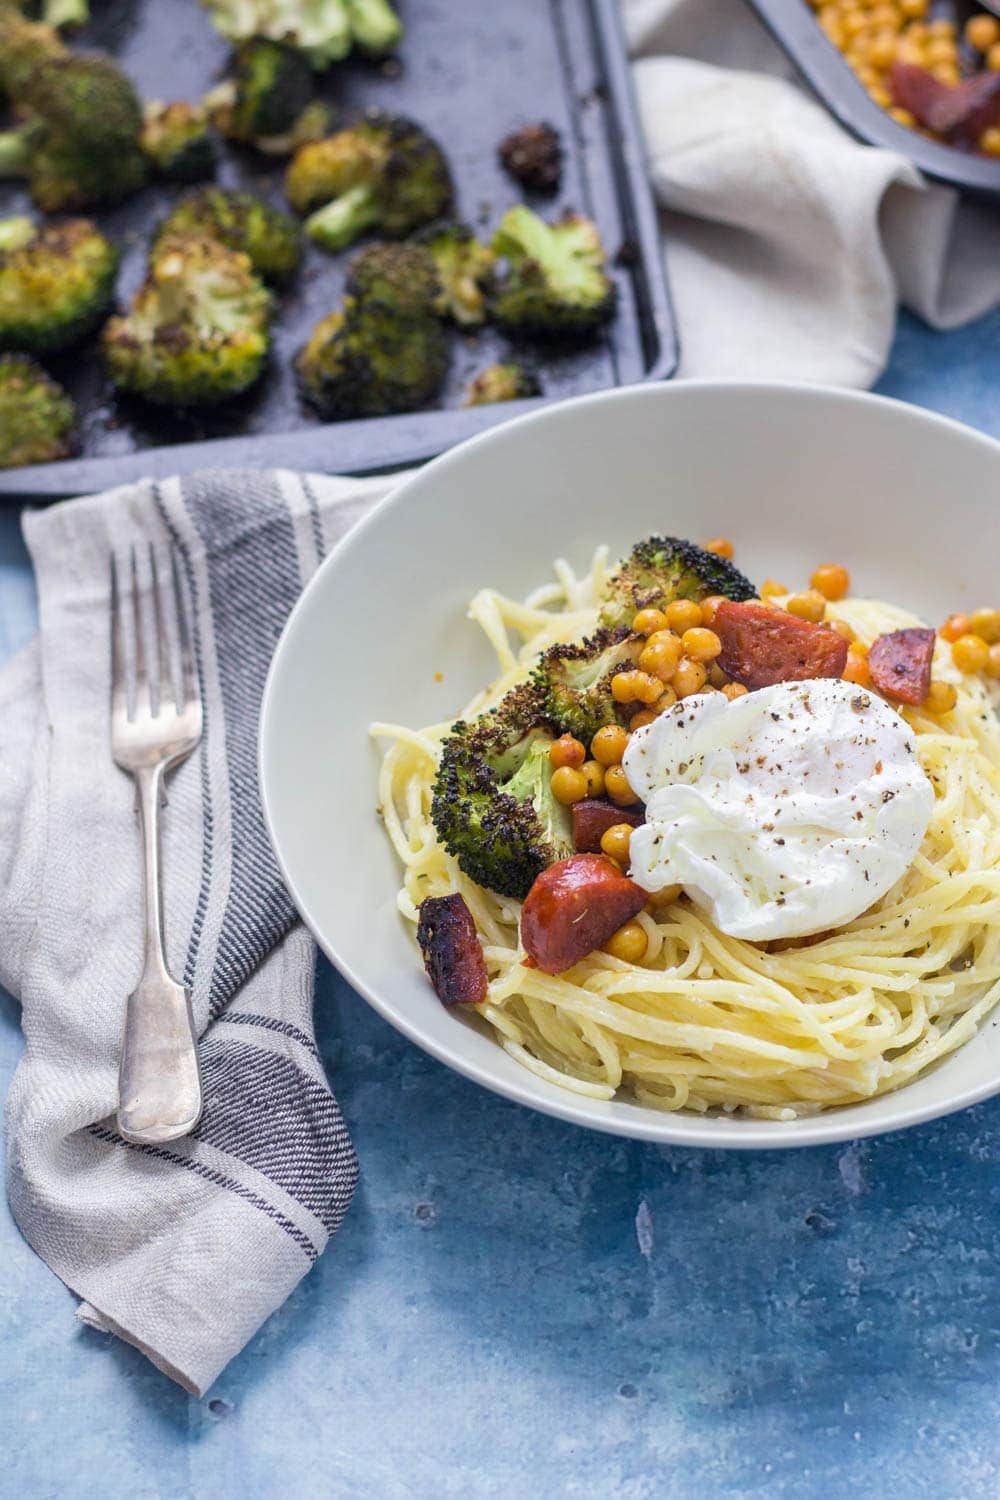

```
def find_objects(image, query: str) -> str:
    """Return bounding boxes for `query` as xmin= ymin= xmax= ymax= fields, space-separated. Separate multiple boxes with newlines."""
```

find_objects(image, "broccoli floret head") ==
xmin=463 ymin=361 xmax=540 ymax=407
xmin=0 ymin=52 xmax=147 ymax=211
xmin=288 ymin=113 xmax=453 ymax=253
xmin=344 ymin=0 xmax=402 ymax=56
xmin=102 ymin=234 xmax=272 ymax=408
xmin=0 ymin=352 xmax=75 ymax=468
xmin=296 ymin=241 xmax=448 ymax=419
xmin=431 ymin=682 xmax=573 ymax=899
xmin=154 ymin=188 xmax=303 ymax=284
xmin=0 ymin=214 xmax=118 ymax=354
xmin=205 ymin=37 xmax=314 ymax=146
xmin=531 ymin=625 xmax=643 ymax=742
xmin=141 ymin=100 xmax=216 ymax=181
xmin=0 ymin=7 xmax=63 ymax=96
xmin=416 ymin=220 xmax=494 ymax=327
xmin=490 ymin=206 xmax=615 ymax=337
xmin=200 ymin=0 xmax=352 ymax=67
xmin=599 ymin=536 xmax=757 ymax=629
xmin=36 ymin=0 xmax=89 ymax=31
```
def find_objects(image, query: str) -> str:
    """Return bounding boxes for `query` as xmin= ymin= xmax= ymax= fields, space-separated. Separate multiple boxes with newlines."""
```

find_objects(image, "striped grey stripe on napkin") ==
xmin=0 ymin=468 xmax=395 ymax=1395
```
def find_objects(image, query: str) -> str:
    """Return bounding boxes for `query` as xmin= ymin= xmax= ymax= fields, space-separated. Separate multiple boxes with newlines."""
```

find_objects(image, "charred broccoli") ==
xmin=345 ymin=0 xmax=402 ymax=55
xmin=200 ymin=0 xmax=353 ymax=67
xmin=599 ymin=537 xmax=757 ymax=629
xmin=204 ymin=38 xmax=326 ymax=154
xmin=0 ymin=51 xmax=147 ymax=210
xmin=498 ymin=122 xmax=563 ymax=195
xmin=141 ymin=101 xmax=216 ymax=181
xmin=102 ymin=235 xmax=272 ymax=408
xmin=431 ymin=683 xmax=573 ymax=899
xmin=286 ymin=114 xmax=453 ymax=252
xmin=0 ymin=215 xmax=118 ymax=354
xmin=417 ymin=221 xmax=494 ymax=327
xmin=463 ymin=362 xmax=540 ymax=407
xmin=0 ymin=6 xmax=62 ymax=96
xmin=0 ymin=352 xmax=75 ymax=468
xmin=531 ymin=626 xmax=642 ymax=742
xmin=490 ymin=206 xmax=615 ymax=337
xmin=154 ymin=188 xmax=302 ymax=284
xmin=296 ymin=241 xmax=448 ymax=419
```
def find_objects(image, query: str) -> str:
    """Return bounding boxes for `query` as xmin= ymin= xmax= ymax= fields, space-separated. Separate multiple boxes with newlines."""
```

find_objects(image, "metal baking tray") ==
xmin=0 ymin=0 xmax=677 ymax=499
xmin=747 ymin=0 xmax=1000 ymax=201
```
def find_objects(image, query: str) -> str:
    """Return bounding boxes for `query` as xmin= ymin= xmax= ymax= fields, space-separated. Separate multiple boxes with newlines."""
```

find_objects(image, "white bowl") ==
xmin=260 ymin=381 xmax=1000 ymax=1148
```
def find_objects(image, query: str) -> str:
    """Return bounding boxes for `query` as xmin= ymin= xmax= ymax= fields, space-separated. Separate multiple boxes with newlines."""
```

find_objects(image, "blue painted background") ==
xmin=2 ymin=310 xmax=999 ymax=1499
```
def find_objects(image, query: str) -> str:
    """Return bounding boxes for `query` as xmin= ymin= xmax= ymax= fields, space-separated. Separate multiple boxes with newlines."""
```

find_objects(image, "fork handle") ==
xmin=117 ymin=763 xmax=202 ymax=1145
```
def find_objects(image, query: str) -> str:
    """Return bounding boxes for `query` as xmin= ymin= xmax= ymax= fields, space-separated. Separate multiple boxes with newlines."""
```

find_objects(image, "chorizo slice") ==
xmin=571 ymin=798 xmax=644 ymax=854
xmin=715 ymin=600 xmax=848 ymax=691
xmin=417 ymin=893 xmax=488 ymax=1006
xmin=520 ymin=854 xmax=647 ymax=975
xmin=890 ymin=62 xmax=1000 ymax=145
xmin=868 ymin=627 xmax=935 ymax=706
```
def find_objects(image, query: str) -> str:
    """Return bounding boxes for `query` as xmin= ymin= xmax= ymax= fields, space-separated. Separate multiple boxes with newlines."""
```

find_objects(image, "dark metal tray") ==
xmin=1 ymin=0 xmax=676 ymax=498
xmin=748 ymin=0 xmax=1000 ymax=201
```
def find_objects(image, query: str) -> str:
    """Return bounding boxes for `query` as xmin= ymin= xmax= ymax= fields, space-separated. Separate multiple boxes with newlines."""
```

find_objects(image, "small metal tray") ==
xmin=1 ymin=0 xmax=677 ymax=498
xmin=747 ymin=0 xmax=1000 ymax=200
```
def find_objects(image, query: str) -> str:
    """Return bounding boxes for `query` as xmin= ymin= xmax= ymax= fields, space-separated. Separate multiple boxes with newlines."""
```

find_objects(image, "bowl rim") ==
xmin=260 ymin=379 xmax=1000 ymax=1149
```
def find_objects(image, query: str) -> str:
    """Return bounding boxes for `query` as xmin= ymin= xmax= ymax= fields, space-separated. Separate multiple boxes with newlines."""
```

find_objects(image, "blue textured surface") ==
xmin=3 ymin=311 xmax=1000 ymax=1499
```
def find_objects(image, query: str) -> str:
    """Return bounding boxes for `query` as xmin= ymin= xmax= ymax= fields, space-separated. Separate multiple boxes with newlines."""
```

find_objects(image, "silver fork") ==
xmin=111 ymin=546 xmax=203 ymax=1145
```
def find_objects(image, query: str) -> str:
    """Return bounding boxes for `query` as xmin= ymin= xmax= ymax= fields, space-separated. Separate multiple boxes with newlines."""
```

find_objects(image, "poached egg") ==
xmin=622 ymin=679 xmax=934 ymax=941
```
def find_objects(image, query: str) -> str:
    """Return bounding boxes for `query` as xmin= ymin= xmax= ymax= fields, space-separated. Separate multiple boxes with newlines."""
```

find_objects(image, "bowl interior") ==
xmin=260 ymin=382 xmax=1000 ymax=1147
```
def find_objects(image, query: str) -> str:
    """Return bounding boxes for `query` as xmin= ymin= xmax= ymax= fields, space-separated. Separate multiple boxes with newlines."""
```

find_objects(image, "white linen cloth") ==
xmin=622 ymin=0 xmax=1000 ymax=384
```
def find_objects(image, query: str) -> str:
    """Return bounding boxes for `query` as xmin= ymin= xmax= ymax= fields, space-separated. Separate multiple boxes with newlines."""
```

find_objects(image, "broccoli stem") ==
xmin=306 ymin=183 xmax=380 ymax=251
xmin=0 ymin=129 xmax=31 ymax=180
xmin=345 ymin=0 xmax=403 ymax=54
xmin=41 ymin=0 xmax=90 ymax=27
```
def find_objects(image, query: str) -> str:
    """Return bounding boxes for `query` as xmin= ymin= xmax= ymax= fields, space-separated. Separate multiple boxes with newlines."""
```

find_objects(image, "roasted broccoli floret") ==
xmin=204 ymin=37 xmax=319 ymax=153
xmin=200 ymin=0 xmax=352 ymax=67
xmin=153 ymin=188 xmax=302 ymax=284
xmin=34 ymin=1 xmax=88 ymax=29
xmin=599 ymin=537 xmax=757 ymax=629
xmin=286 ymin=113 xmax=453 ymax=252
xmin=344 ymin=0 xmax=402 ymax=56
xmin=0 ymin=6 xmax=63 ymax=95
xmin=296 ymin=241 xmax=448 ymax=419
xmin=490 ymin=206 xmax=615 ymax=337
xmin=498 ymin=122 xmax=563 ymax=195
xmin=141 ymin=101 xmax=216 ymax=181
xmin=0 ymin=215 xmax=118 ymax=354
xmin=431 ymin=682 xmax=573 ymax=899
xmin=102 ymin=235 xmax=272 ymax=408
xmin=530 ymin=626 xmax=642 ymax=743
xmin=0 ymin=352 xmax=75 ymax=468
xmin=416 ymin=220 xmax=494 ymax=327
xmin=0 ymin=51 xmax=147 ymax=211
xmin=463 ymin=361 xmax=540 ymax=408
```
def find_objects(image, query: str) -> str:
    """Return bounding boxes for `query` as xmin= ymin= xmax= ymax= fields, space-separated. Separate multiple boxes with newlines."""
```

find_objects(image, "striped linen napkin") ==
xmin=0 ymin=468 xmax=397 ymax=1395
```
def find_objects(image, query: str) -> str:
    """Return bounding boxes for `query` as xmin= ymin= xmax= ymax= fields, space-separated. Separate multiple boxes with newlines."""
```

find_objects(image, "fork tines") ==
xmin=110 ymin=544 xmax=198 ymax=724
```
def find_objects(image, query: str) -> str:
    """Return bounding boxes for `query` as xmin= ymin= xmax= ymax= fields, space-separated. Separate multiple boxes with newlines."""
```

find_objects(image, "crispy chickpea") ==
xmin=664 ymin=599 xmax=703 ymax=634
xmin=924 ymin=680 xmax=958 ymax=714
xmin=700 ymin=595 xmax=726 ymax=626
xmin=928 ymin=16 xmax=955 ymax=39
xmin=988 ymin=41 xmax=1000 ymax=70
xmin=869 ymin=82 xmax=893 ymax=106
xmin=981 ymin=127 xmax=1000 ymax=157
xmin=831 ymin=618 xmax=856 ymax=643
xmin=843 ymin=655 xmax=873 ymax=688
xmin=811 ymin=563 xmax=850 ymax=600
xmin=900 ymin=0 xmax=928 ymax=17
xmin=591 ymin=724 xmax=629 ymax=766
xmin=550 ymin=766 xmax=589 ymax=806
xmin=849 ymin=638 xmax=869 ymax=659
xmin=602 ymin=919 xmax=648 ymax=963
xmin=966 ymin=14 xmax=1000 ymax=52
xmin=889 ymin=106 xmax=917 ymax=127
xmin=869 ymin=30 xmax=897 ymax=68
xmin=940 ymin=613 xmax=970 ymax=643
xmin=612 ymin=670 xmax=662 ymax=705
xmin=760 ymin=578 xmax=788 ymax=599
xmin=605 ymin=764 xmax=640 ymax=807
xmin=549 ymin=733 xmax=585 ymax=770
xmin=645 ymin=883 xmax=682 ymax=915
xmin=630 ymin=709 xmax=656 ymax=730
xmin=952 ymin=633 xmax=990 ymax=674
xmin=639 ymin=634 xmax=683 ymax=681
xmin=581 ymin=759 xmax=605 ymax=796
xmin=600 ymin=822 xmax=635 ymax=865
xmin=969 ymin=608 xmax=1000 ymax=644
xmin=673 ymin=658 xmax=709 ymax=698
xmin=931 ymin=64 xmax=960 ymax=86
xmin=721 ymin=682 xmax=749 ymax=701
xmin=681 ymin=626 xmax=723 ymax=662
xmin=987 ymin=644 xmax=1000 ymax=680
xmin=785 ymin=590 xmax=827 ymax=623
xmin=654 ymin=685 xmax=678 ymax=712
xmin=632 ymin=606 xmax=669 ymax=637
xmin=703 ymin=537 xmax=734 ymax=559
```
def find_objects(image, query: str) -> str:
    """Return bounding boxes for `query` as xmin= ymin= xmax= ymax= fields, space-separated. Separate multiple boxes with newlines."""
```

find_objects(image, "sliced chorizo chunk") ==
xmin=520 ymin=853 xmax=647 ymax=975
xmin=571 ymin=797 xmax=644 ymax=854
xmin=890 ymin=62 xmax=1000 ymax=145
xmin=867 ymin=627 xmax=935 ymax=706
xmin=416 ymin=893 xmax=488 ymax=1006
xmin=715 ymin=600 xmax=848 ymax=691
